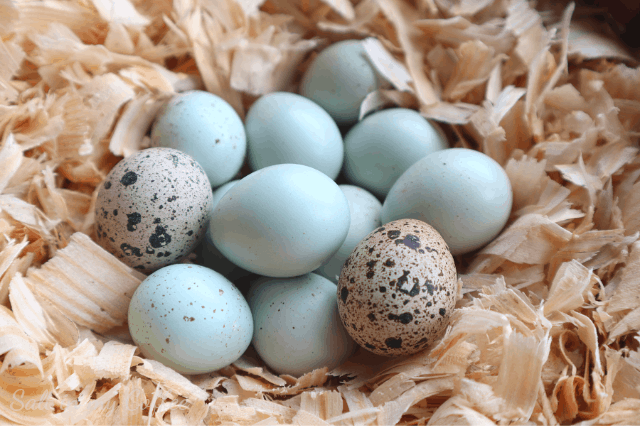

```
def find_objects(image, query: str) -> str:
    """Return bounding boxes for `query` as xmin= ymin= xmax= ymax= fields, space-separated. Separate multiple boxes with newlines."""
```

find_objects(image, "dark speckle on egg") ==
xmin=337 ymin=218 xmax=457 ymax=357
xmin=95 ymin=148 xmax=213 ymax=273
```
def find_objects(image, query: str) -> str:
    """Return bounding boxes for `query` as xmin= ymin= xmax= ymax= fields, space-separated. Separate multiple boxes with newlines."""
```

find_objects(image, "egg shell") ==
xmin=128 ymin=264 xmax=253 ymax=374
xmin=381 ymin=148 xmax=513 ymax=255
xmin=315 ymin=185 xmax=382 ymax=283
xmin=95 ymin=148 xmax=213 ymax=272
xmin=337 ymin=219 xmax=457 ymax=356
xmin=343 ymin=108 xmax=449 ymax=198
xmin=300 ymin=40 xmax=381 ymax=126
xmin=209 ymin=164 xmax=350 ymax=277
xmin=202 ymin=180 xmax=251 ymax=281
xmin=245 ymin=92 xmax=344 ymax=180
xmin=150 ymin=90 xmax=246 ymax=187
xmin=247 ymin=273 xmax=357 ymax=376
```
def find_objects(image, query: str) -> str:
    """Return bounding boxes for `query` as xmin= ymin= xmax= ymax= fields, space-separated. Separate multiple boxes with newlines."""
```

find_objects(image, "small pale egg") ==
xmin=247 ymin=273 xmax=357 ymax=376
xmin=150 ymin=90 xmax=246 ymax=187
xmin=337 ymin=219 xmax=457 ymax=356
xmin=381 ymin=148 xmax=513 ymax=255
xmin=128 ymin=264 xmax=253 ymax=374
xmin=209 ymin=164 xmax=350 ymax=278
xmin=95 ymin=148 xmax=213 ymax=273
xmin=245 ymin=92 xmax=344 ymax=180
xmin=315 ymin=185 xmax=382 ymax=283
xmin=300 ymin=40 xmax=382 ymax=126
xmin=343 ymin=108 xmax=449 ymax=198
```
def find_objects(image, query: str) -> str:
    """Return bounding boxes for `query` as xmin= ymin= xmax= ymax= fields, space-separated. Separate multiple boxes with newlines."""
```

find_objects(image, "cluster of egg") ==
xmin=95 ymin=40 xmax=513 ymax=376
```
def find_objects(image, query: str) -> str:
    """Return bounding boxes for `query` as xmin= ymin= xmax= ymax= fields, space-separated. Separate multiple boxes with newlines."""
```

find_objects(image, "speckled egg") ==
xmin=337 ymin=219 xmax=457 ymax=356
xmin=128 ymin=264 xmax=253 ymax=374
xmin=95 ymin=148 xmax=213 ymax=273
xmin=150 ymin=90 xmax=246 ymax=188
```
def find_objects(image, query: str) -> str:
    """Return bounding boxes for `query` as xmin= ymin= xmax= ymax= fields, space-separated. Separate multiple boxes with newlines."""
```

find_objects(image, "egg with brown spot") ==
xmin=337 ymin=218 xmax=457 ymax=356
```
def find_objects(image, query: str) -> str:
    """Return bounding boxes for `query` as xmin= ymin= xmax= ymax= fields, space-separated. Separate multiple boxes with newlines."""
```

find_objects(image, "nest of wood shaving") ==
xmin=1 ymin=0 xmax=640 ymax=424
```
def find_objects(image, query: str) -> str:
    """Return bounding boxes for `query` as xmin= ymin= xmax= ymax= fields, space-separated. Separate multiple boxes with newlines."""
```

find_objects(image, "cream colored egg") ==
xmin=337 ymin=219 xmax=457 ymax=356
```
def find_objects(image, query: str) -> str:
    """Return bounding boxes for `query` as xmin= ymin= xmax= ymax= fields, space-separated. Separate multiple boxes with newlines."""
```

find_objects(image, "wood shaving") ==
xmin=1 ymin=0 xmax=640 ymax=424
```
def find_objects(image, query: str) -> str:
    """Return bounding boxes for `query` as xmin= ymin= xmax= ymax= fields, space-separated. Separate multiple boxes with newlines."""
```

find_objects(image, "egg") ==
xmin=150 ymin=90 xmax=246 ymax=188
xmin=315 ymin=185 xmax=382 ymax=283
xmin=343 ymin=108 xmax=449 ymax=198
xmin=95 ymin=148 xmax=213 ymax=272
xmin=245 ymin=92 xmax=344 ymax=180
xmin=209 ymin=164 xmax=350 ymax=277
xmin=381 ymin=148 xmax=513 ymax=255
xmin=202 ymin=180 xmax=251 ymax=281
xmin=337 ymin=219 xmax=457 ymax=356
xmin=300 ymin=40 xmax=382 ymax=126
xmin=128 ymin=264 xmax=253 ymax=374
xmin=247 ymin=273 xmax=357 ymax=376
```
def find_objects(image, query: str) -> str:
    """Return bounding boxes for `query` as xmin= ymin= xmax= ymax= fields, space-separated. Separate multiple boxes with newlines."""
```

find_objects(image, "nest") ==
xmin=1 ymin=0 xmax=640 ymax=424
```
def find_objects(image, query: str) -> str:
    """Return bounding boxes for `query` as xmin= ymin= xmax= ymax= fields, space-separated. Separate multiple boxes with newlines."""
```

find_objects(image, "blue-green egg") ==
xmin=209 ymin=164 xmax=350 ymax=277
xmin=300 ymin=40 xmax=382 ymax=126
xmin=343 ymin=108 xmax=449 ymax=198
xmin=128 ymin=264 xmax=253 ymax=374
xmin=151 ymin=90 xmax=246 ymax=187
xmin=381 ymin=148 xmax=513 ymax=255
xmin=247 ymin=273 xmax=357 ymax=376
xmin=245 ymin=92 xmax=343 ymax=180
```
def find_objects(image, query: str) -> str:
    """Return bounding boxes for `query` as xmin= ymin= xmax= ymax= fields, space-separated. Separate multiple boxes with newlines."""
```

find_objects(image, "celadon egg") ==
xmin=245 ymin=92 xmax=344 ymax=180
xmin=202 ymin=180 xmax=251 ymax=281
xmin=247 ymin=273 xmax=357 ymax=376
xmin=300 ymin=40 xmax=382 ymax=126
xmin=128 ymin=264 xmax=253 ymax=374
xmin=315 ymin=185 xmax=381 ymax=283
xmin=343 ymin=108 xmax=449 ymax=198
xmin=381 ymin=148 xmax=513 ymax=255
xmin=150 ymin=90 xmax=246 ymax=187
xmin=209 ymin=164 xmax=350 ymax=277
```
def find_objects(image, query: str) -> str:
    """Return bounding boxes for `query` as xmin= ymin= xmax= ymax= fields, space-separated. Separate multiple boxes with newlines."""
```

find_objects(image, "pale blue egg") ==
xmin=300 ymin=40 xmax=381 ymax=126
xmin=381 ymin=148 xmax=513 ymax=255
xmin=247 ymin=273 xmax=357 ymax=376
xmin=245 ymin=92 xmax=344 ymax=180
xmin=128 ymin=264 xmax=253 ymax=374
xmin=151 ymin=90 xmax=246 ymax=187
xmin=209 ymin=164 xmax=350 ymax=277
xmin=343 ymin=108 xmax=449 ymax=198
xmin=315 ymin=185 xmax=381 ymax=283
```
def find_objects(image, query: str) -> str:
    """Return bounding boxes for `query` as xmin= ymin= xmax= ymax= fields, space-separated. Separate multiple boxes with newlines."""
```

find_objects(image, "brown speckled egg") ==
xmin=337 ymin=219 xmax=457 ymax=356
xmin=95 ymin=148 xmax=213 ymax=273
